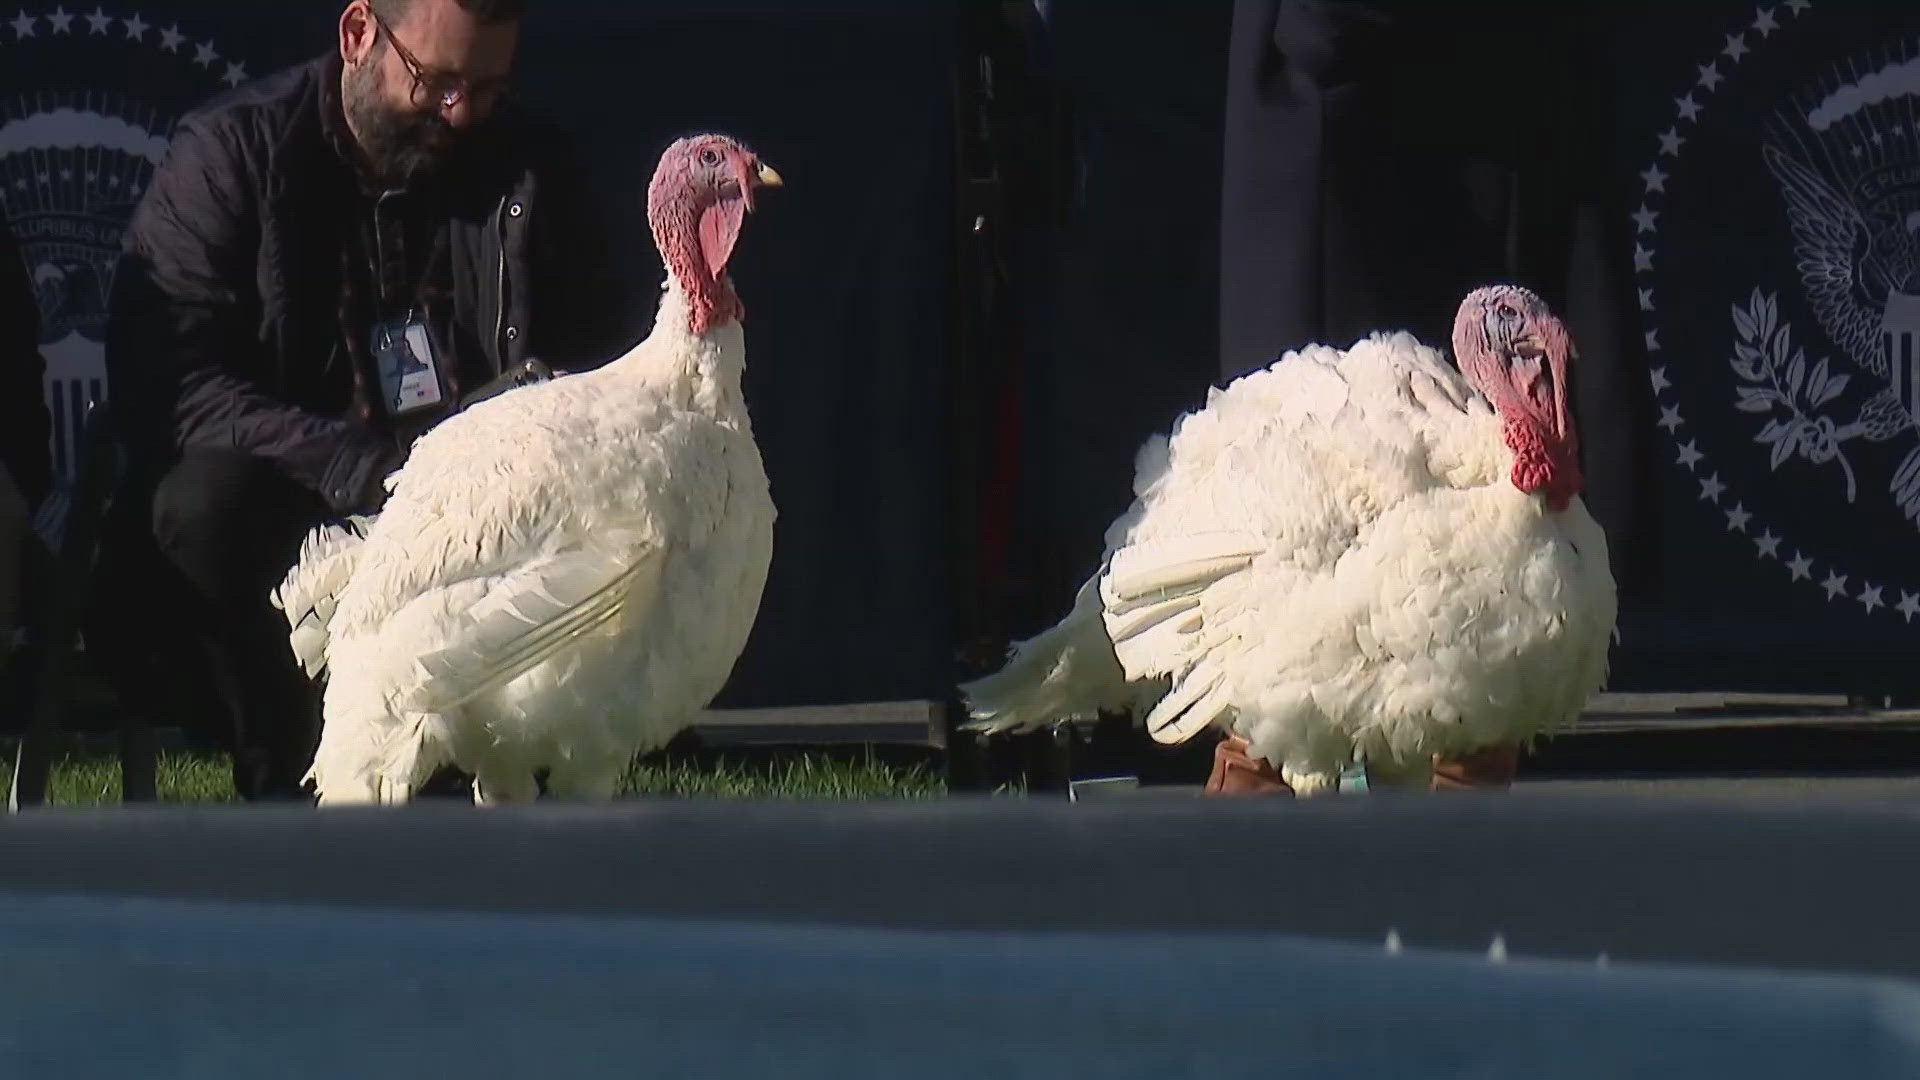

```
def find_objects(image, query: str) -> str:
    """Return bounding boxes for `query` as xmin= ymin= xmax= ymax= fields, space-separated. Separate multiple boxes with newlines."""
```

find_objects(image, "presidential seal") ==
xmin=0 ymin=5 xmax=252 ymax=497
xmin=1639 ymin=0 xmax=1920 ymax=623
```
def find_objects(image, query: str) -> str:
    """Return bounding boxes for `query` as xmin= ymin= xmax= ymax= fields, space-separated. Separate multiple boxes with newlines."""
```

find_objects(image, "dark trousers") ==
xmin=91 ymin=449 xmax=332 ymax=800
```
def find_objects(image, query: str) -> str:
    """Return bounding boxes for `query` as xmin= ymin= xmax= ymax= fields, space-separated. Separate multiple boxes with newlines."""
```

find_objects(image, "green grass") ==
xmin=0 ymin=750 xmax=239 ymax=806
xmin=0 ymin=748 xmax=948 ymax=806
xmin=626 ymin=753 xmax=945 ymax=800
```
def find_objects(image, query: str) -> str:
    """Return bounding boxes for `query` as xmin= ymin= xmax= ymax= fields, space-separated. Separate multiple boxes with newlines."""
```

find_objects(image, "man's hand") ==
xmin=352 ymin=444 xmax=406 ymax=516
xmin=454 ymin=356 xmax=557 ymax=415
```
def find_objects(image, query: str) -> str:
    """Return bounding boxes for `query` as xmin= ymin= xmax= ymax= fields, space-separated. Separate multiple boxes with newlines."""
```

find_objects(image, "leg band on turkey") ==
xmin=961 ymin=285 xmax=1618 ymax=795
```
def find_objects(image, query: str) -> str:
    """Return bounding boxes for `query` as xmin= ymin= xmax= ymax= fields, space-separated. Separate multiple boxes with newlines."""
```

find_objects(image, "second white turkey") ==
xmin=961 ymin=286 xmax=1617 ymax=794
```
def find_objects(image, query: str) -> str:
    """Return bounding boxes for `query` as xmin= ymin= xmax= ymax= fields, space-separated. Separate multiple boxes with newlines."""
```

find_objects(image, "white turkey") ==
xmin=961 ymin=286 xmax=1617 ymax=794
xmin=271 ymin=133 xmax=783 ymax=805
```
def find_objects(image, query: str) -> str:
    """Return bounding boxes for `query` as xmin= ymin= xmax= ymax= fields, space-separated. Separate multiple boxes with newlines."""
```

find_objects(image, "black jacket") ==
xmin=0 ymin=215 xmax=51 ymax=511
xmin=107 ymin=52 xmax=618 ymax=516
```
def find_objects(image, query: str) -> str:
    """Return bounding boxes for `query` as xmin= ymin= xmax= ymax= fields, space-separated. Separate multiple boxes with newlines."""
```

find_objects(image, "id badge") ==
xmin=370 ymin=314 xmax=446 ymax=418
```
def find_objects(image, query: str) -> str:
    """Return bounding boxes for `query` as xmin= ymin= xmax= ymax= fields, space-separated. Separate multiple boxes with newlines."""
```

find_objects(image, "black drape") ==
xmin=1218 ymin=0 xmax=1658 ymax=602
xmin=1213 ymin=0 xmax=1920 ymax=693
xmin=18 ymin=1 xmax=1920 ymax=708
xmin=512 ymin=2 xmax=964 ymax=708
xmin=1003 ymin=2 xmax=1235 ymax=645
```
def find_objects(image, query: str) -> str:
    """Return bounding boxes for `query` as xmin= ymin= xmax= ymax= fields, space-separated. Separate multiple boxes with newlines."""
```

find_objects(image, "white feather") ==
xmin=958 ymin=573 xmax=1163 ymax=734
xmin=288 ymin=277 xmax=775 ymax=807
xmin=961 ymin=330 xmax=1618 ymax=789
xmin=401 ymin=540 xmax=666 ymax=713
xmin=268 ymin=515 xmax=375 ymax=677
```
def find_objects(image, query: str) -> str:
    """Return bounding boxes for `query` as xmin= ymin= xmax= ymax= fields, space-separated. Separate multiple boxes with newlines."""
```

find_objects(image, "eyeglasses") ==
xmin=370 ymin=7 xmax=512 ymax=112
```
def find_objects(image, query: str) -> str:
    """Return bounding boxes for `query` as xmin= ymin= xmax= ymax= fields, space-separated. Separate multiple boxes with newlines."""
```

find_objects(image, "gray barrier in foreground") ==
xmin=2 ymin=791 xmax=1919 ymax=982
xmin=0 ymin=892 xmax=1916 ymax=1078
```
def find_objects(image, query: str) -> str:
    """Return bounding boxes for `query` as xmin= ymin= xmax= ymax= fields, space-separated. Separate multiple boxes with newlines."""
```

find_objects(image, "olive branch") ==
xmin=1731 ymin=289 xmax=1862 ymax=502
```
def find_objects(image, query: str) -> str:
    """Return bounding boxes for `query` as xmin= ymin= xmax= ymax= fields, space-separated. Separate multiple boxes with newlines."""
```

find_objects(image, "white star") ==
xmin=122 ymin=13 xmax=147 ymax=39
xmin=1659 ymin=404 xmax=1684 ymax=432
xmin=59 ymin=168 xmax=71 ymax=180
xmin=223 ymin=61 xmax=247 ymax=86
xmin=1659 ymin=128 xmax=1685 ymax=156
xmin=1753 ymin=529 xmax=1781 ymax=558
xmin=1697 ymin=62 xmax=1724 ymax=91
xmin=1822 ymin=570 xmax=1849 ymax=601
xmin=1632 ymin=206 xmax=1659 ymax=232
xmin=1645 ymin=328 xmax=1661 ymax=351
xmin=1635 ymin=245 xmax=1654 ymax=273
xmin=1785 ymin=0 xmax=1809 ymax=13
xmin=1854 ymin=145 xmax=1866 ymax=158
xmin=1724 ymin=503 xmax=1752 ymax=532
xmin=194 ymin=41 xmax=218 ymax=67
xmin=35 ymin=172 xmax=46 ymax=183
xmin=1724 ymin=32 xmax=1749 ymax=60
xmin=47 ymin=6 xmax=73 ymax=33
xmin=1787 ymin=553 xmax=1814 ymax=581
xmin=1676 ymin=439 xmax=1704 ymax=469
xmin=9 ymin=11 xmax=36 ymax=39
xmin=1898 ymin=592 xmax=1920 ymax=623
xmin=1641 ymin=164 xmax=1668 ymax=193
xmin=1859 ymin=584 xmax=1885 ymax=613
xmin=1753 ymin=7 xmax=1779 ymax=35
xmin=10 ymin=179 xmax=23 ymax=191
xmin=1871 ymin=130 xmax=1885 ymax=145
xmin=84 ymin=171 xmax=95 ymax=182
xmin=1639 ymin=287 xmax=1655 ymax=312
xmin=1676 ymin=94 xmax=1702 ymax=122
xmin=1698 ymin=473 xmax=1725 ymax=501
xmin=1649 ymin=367 xmax=1671 ymax=393
xmin=85 ymin=6 xmax=110 ymax=33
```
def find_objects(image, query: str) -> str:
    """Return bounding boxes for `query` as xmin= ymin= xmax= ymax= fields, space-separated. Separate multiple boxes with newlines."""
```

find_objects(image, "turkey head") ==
xmin=1452 ymin=284 xmax=1582 ymax=510
xmin=646 ymin=132 xmax=784 ymax=334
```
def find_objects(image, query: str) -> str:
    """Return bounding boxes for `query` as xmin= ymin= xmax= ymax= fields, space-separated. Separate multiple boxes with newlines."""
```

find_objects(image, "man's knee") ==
xmin=149 ymin=450 xmax=327 ymax=604
xmin=152 ymin=450 xmax=274 ymax=542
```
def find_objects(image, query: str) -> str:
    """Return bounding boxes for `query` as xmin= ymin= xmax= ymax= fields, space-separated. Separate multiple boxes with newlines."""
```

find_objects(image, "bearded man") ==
xmin=95 ymin=0 xmax=619 ymax=799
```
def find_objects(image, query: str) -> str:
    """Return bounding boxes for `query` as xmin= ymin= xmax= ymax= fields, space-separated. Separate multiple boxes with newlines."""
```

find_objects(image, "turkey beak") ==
xmin=733 ymin=159 xmax=781 ymax=214
xmin=745 ymin=160 xmax=782 ymax=213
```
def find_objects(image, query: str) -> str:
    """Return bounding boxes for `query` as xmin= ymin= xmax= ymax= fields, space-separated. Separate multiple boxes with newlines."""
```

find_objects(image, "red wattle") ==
xmin=1505 ymin=418 xmax=1581 ymax=511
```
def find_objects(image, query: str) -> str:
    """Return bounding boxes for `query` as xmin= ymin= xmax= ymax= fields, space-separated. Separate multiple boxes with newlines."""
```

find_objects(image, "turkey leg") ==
xmin=1205 ymin=734 xmax=1293 ymax=795
xmin=1430 ymin=743 xmax=1522 ymax=790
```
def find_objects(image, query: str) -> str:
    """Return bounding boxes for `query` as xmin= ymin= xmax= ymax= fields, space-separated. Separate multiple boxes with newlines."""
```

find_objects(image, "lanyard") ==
xmin=366 ymin=190 xmax=450 ymax=318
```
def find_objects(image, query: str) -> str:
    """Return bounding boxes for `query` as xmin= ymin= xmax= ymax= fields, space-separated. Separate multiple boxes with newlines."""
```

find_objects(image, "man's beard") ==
xmin=343 ymin=58 xmax=458 ymax=187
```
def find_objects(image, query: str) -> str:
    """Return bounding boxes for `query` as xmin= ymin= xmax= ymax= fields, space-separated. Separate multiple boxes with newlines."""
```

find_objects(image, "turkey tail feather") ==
xmin=270 ymin=515 xmax=376 ymax=677
xmin=959 ymin=572 xmax=1136 ymax=735
xmin=1143 ymin=655 xmax=1234 ymax=745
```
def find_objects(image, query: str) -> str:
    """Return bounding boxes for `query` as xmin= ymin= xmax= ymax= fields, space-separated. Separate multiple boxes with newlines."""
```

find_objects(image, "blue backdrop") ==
xmin=1045 ymin=0 xmax=1920 ymax=698
xmin=0 ymin=0 xmax=964 ymax=711
xmin=13 ymin=1 xmax=1920 ymax=712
